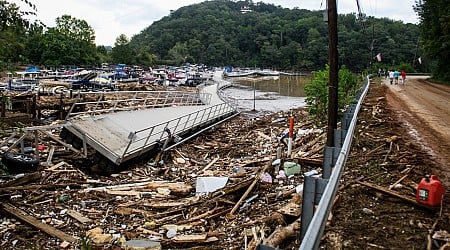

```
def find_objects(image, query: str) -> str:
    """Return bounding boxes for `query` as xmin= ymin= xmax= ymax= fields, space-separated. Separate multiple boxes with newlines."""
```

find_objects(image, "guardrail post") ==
xmin=301 ymin=175 xmax=316 ymax=239
xmin=341 ymin=104 xmax=356 ymax=130
xmin=322 ymin=146 xmax=340 ymax=179
xmin=333 ymin=129 xmax=347 ymax=148
xmin=301 ymin=174 xmax=329 ymax=239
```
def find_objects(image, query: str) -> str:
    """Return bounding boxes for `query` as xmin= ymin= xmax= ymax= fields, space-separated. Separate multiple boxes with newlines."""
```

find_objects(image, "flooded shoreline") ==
xmin=220 ymin=75 xmax=308 ymax=114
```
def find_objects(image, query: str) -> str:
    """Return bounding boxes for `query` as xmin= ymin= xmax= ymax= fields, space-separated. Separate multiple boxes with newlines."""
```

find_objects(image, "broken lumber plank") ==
xmin=178 ymin=206 xmax=225 ymax=224
xmin=172 ymin=234 xmax=207 ymax=243
xmin=293 ymin=157 xmax=323 ymax=166
xmin=45 ymin=146 xmax=55 ymax=166
xmin=146 ymin=182 xmax=193 ymax=196
xmin=40 ymin=129 xmax=81 ymax=154
xmin=154 ymin=213 xmax=184 ymax=225
xmin=1 ymin=203 xmax=77 ymax=242
xmin=67 ymin=209 xmax=92 ymax=223
xmin=142 ymin=196 xmax=200 ymax=209
xmin=198 ymin=157 xmax=219 ymax=174
xmin=0 ymin=172 xmax=41 ymax=188
xmin=389 ymin=174 xmax=409 ymax=190
xmin=356 ymin=181 xmax=438 ymax=211
xmin=226 ymin=162 xmax=270 ymax=219
xmin=210 ymin=177 xmax=254 ymax=198
xmin=45 ymin=161 xmax=67 ymax=171
xmin=239 ymin=212 xmax=285 ymax=229
xmin=105 ymin=190 xmax=150 ymax=198
xmin=82 ymin=181 xmax=152 ymax=192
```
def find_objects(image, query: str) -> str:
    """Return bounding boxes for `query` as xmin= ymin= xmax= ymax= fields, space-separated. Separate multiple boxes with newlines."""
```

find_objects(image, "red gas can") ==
xmin=416 ymin=175 xmax=445 ymax=207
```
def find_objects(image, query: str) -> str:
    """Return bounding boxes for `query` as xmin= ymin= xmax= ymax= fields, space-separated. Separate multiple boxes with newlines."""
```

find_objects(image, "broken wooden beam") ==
xmin=67 ymin=209 xmax=92 ymax=224
xmin=1 ymin=203 xmax=77 ymax=243
xmin=0 ymin=172 xmax=41 ymax=188
xmin=226 ymin=162 xmax=270 ymax=219
xmin=356 ymin=181 xmax=438 ymax=211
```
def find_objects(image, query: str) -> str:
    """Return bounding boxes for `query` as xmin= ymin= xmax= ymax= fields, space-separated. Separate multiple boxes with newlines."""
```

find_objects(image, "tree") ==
xmin=96 ymin=45 xmax=110 ymax=64
xmin=55 ymin=15 xmax=95 ymax=43
xmin=111 ymin=34 xmax=134 ymax=64
xmin=168 ymin=42 xmax=189 ymax=65
xmin=38 ymin=15 xmax=98 ymax=66
xmin=0 ymin=0 xmax=39 ymax=69
xmin=415 ymin=0 xmax=450 ymax=81
xmin=0 ymin=0 xmax=37 ymax=31
xmin=54 ymin=15 xmax=97 ymax=65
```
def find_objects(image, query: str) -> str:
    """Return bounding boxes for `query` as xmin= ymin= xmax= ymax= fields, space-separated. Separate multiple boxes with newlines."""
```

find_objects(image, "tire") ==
xmin=2 ymin=152 xmax=39 ymax=174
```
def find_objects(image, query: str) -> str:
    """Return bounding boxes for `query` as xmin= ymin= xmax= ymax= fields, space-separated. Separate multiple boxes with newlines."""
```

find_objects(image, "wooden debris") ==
xmin=1 ymin=203 xmax=76 ymax=242
xmin=197 ymin=157 xmax=219 ymax=174
xmin=146 ymin=182 xmax=193 ymax=196
xmin=356 ymin=181 xmax=438 ymax=211
xmin=45 ymin=161 xmax=68 ymax=171
xmin=277 ymin=193 xmax=302 ymax=217
xmin=178 ymin=206 xmax=226 ymax=224
xmin=388 ymin=174 xmax=409 ymax=190
xmin=123 ymin=240 xmax=162 ymax=250
xmin=262 ymin=218 xmax=301 ymax=247
xmin=67 ymin=209 xmax=92 ymax=223
xmin=44 ymin=146 xmax=56 ymax=166
xmin=0 ymin=172 xmax=41 ymax=188
xmin=226 ymin=162 xmax=270 ymax=219
xmin=210 ymin=177 xmax=254 ymax=198
xmin=172 ymin=234 xmax=208 ymax=243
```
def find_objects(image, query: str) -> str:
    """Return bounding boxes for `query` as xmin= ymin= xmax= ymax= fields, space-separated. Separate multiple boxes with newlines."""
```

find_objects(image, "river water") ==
xmin=220 ymin=75 xmax=308 ymax=114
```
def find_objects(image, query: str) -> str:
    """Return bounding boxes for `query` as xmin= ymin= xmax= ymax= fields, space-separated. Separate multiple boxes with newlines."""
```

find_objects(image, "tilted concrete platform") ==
xmin=63 ymin=72 xmax=238 ymax=165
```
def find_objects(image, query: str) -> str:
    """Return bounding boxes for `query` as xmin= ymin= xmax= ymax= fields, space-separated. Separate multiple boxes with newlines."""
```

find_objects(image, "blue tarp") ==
xmin=25 ymin=66 xmax=40 ymax=72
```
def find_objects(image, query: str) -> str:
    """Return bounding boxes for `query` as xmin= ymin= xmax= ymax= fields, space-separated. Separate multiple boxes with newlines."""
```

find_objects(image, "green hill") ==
xmin=129 ymin=0 xmax=421 ymax=72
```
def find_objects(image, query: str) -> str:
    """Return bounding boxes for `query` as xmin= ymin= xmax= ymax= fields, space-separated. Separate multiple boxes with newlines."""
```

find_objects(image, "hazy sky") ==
xmin=14 ymin=0 xmax=419 ymax=46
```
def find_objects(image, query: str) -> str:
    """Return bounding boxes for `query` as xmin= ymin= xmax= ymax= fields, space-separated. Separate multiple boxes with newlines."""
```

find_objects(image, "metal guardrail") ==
xmin=119 ymin=101 xmax=237 ymax=163
xmin=66 ymin=91 xmax=211 ymax=119
xmin=63 ymin=72 xmax=239 ymax=165
xmin=299 ymin=75 xmax=371 ymax=250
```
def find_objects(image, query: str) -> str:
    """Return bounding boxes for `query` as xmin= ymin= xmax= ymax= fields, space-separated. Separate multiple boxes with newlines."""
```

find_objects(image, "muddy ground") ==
xmin=0 ymin=76 xmax=449 ymax=249
xmin=321 ymin=76 xmax=450 ymax=249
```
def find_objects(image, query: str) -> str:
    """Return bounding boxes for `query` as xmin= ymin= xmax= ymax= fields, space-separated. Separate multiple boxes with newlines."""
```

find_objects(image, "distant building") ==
xmin=240 ymin=6 xmax=252 ymax=14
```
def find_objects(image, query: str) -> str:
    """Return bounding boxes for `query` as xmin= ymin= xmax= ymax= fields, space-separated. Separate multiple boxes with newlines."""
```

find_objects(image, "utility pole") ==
xmin=370 ymin=22 xmax=375 ymax=67
xmin=412 ymin=37 xmax=420 ymax=69
xmin=326 ymin=0 xmax=338 ymax=147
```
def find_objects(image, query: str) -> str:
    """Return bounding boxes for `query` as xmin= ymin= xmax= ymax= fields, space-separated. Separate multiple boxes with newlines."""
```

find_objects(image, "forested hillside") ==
xmin=129 ymin=0 xmax=421 ymax=72
xmin=1 ymin=0 xmax=423 ymax=73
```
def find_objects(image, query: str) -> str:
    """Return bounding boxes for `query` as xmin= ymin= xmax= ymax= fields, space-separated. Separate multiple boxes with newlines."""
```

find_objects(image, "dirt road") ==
xmin=383 ymin=76 xmax=450 ymax=185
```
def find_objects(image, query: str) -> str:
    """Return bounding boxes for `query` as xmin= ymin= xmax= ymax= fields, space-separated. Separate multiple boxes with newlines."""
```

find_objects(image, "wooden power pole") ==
xmin=326 ymin=0 xmax=339 ymax=147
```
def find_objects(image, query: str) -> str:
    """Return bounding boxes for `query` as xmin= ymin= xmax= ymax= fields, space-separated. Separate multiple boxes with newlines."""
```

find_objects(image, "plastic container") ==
xmin=283 ymin=162 xmax=301 ymax=176
xmin=416 ymin=175 xmax=444 ymax=207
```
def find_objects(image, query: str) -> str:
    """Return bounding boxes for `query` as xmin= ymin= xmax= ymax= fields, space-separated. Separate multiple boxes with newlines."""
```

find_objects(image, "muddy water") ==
xmin=221 ymin=75 xmax=309 ymax=113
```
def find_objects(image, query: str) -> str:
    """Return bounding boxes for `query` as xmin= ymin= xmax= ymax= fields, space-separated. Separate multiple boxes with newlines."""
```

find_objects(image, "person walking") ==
xmin=401 ymin=70 xmax=406 ymax=84
xmin=388 ymin=70 xmax=394 ymax=85
xmin=393 ymin=70 xmax=399 ymax=84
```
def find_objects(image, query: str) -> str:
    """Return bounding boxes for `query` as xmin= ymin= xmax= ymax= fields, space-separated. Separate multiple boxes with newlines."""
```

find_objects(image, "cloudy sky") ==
xmin=14 ymin=0 xmax=419 ymax=46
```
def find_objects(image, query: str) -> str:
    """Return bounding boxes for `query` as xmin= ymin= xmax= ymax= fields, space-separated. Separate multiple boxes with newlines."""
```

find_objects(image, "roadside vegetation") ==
xmin=304 ymin=65 xmax=361 ymax=125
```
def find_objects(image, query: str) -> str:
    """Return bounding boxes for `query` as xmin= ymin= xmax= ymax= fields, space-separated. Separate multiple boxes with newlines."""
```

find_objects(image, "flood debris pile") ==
xmin=0 ymin=108 xmax=330 ymax=249
xmin=321 ymin=81 xmax=450 ymax=249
